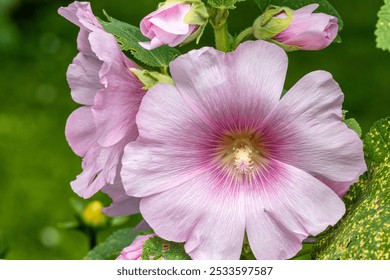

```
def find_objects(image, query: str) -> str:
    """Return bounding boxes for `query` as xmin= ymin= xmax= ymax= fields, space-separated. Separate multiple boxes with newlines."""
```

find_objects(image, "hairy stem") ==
xmin=211 ymin=8 xmax=231 ymax=52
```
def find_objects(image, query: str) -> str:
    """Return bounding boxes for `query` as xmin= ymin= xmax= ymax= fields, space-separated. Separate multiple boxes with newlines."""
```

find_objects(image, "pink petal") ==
xmin=139 ymin=37 xmax=164 ymax=50
xmin=316 ymin=176 xmax=360 ymax=198
xmin=261 ymin=70 xmax=366 ymax=186
xmin=294 ymin=3 xmax=319 ymax=15
xmin=88 ymin=32 xmax=144 ymax=147
xmin=168 ymin=25 xmax=198 ymax=47
xmin=65 ymin=106 xmax=96 ymax=157
xmin=71 ymin=136 xmax=131 ymax=199
xmin=66 ymin=53 xmax=102 ymax=106
xmin=148 ymin=4 xmax=191 ymax=35
xmin=133 ymin=219 xmax=151 ymax=232
xmin=70 ymin=143 xmax=106 ymax=198
xmin=101 ymin=166 xmax=141 ymax=217
xmin=58 ymin=2 xmax=103 ymax=55
xmin=140 ymin=174 xmax=246 ymax=260
xmin=140 ymin=3 xmax=190 ymax=36
xmin=170 ymin=41 xmax=287 ymax=122
xmin=121 ymin=83 xmax=211 ymax=197
xmin=150 ymin=25 xmax=180 ymax=44
xmin=58 ymin=2 xmax=102 ymax=32
xmin=245 ymin=160 xmax=345 ymax=259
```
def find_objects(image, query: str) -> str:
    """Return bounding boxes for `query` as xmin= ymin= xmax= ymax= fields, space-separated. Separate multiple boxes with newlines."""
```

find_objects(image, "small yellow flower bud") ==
xmin=82 ymin=201 xmax=108 ymax=228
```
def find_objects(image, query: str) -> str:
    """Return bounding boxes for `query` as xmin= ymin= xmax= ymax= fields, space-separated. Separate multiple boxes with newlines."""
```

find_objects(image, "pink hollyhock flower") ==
xmin=58 ymin=2 xmax=144 ymax=207
xmin=121 ymin=41 xmax=366 ymax=259
xmin=139 ymin=2 xmax=198 ymax=50
xmin=117 ymin=234 xmax=156 ymax=260
xmin=273 ymin=4 xmax=338 ymax=50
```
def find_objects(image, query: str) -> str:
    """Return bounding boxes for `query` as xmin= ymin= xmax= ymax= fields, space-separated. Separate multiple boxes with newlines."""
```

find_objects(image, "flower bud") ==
xmin=116 ymin=234 xmax=156 ymax=260
xmin=139 ymin=0 xmax=208 ymax=50
xmin=253 ymin=4 xmax=338 ymax=51
xmin=81 ymin=201 xmax=108 ymax=228
xmin=130 ymin=68 xmax=174 ymax=90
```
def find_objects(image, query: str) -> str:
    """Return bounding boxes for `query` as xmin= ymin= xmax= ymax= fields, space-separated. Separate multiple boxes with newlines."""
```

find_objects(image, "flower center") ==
xmin=215 ymin=131 xmax=268 ymax=177
xmin=233 ymin=142 xmax=255 ymax=175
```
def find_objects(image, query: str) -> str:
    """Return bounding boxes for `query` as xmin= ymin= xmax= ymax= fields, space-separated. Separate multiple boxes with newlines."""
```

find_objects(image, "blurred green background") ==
xmin=0 ymin=0 xmax=388 ymax=259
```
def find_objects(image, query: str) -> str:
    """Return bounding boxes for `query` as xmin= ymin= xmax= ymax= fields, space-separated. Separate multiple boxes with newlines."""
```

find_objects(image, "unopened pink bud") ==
xmin=273 ymin=4 xmax=338 ymax=50
xmin=139 ymin=2 xmax=198 ymax=50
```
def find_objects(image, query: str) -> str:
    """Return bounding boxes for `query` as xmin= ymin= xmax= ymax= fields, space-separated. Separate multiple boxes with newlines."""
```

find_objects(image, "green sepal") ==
xmin=268 ymin=39 xmax=301 ymax=51
xmin=207 ymin=0 xmax=245 ymax=10
xmin=141 ymin=236 xmax=191 ymax=260
xmin=253 ymin=5 xmax=293 ymax=40
xmin=130 ymin=68 xmax=174 ymax=90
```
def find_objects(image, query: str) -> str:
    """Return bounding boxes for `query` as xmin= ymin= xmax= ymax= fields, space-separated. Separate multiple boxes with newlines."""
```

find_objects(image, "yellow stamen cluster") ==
xmin=233 ymin=145 xmax=255 ymax=174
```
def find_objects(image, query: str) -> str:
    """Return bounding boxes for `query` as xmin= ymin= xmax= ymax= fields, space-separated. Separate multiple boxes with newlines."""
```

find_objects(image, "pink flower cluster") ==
xmin=59 ymin=1 xmax=366 ymax=260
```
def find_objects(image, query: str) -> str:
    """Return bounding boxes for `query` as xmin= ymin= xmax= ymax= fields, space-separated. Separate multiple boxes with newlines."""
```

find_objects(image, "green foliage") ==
xmin=0 ymin=238 xmax=8 ymax=259
xmin=207 ymin=0 xmax=245 ymax=9
xmin=141 ymin=236 xmax=191 ymax=260
xmin=342 ymin=111 xmax=362 ymax=138
xmin=344 ymin=118 xmax=362 ymax=138
xmin=365 ymin=118 xmax=390 ymax=169
xmin=84 ymin=228 xmax=138 ymax=260
xmin=99 ymin=13 xmax=181 ymax=68
xmin=376 ymin=0 xmax=390 ymax=51
xmin=313 ymin=118 xmax=390 ymax=260
xmin=253 ymin=0 xmax=343 ymax=31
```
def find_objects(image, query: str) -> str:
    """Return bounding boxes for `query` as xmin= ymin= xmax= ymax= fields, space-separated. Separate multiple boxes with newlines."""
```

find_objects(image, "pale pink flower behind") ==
xmin=273 ymin=4 xmax=338 ymax=50
xmin=139 ymin=2 xmax=197 ymax=50
xmin=121 ymin=41 xmax=366 ymax=259
xmin=117 ymin=234 xmax=156 ymax=260
xmin=58 ymin=1 xmax=144 ymax=216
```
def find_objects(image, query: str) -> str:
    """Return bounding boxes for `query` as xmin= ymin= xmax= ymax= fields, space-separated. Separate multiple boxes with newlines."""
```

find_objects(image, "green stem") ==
xmin=233 ymin=27 xmax=254 ymax=49
xmin=88 ymin=229 xmax=97 ymax=250
xmin=211 ymin=9 xmax=231 ymax=52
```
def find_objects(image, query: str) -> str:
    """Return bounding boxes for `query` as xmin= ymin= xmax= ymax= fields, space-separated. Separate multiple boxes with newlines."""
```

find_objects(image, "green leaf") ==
xmin=313 ymin=118 xmax=390 ymax=260
xmin=375 ymin=0 xmax=390 ymax=51
xmin=84 ymin=228 xmax=138 ymax=260
xmin=141 ymin=236 xmax=191 ymax=260
xmin=253 ymin=0 xmax=343 ymax=31
xmin=207 ymin=0 xmax=245 ymax=9
xmin=344 ymin=118 xmax=362 ymax=138
xmin=99 ymin=13 xmax=181 ymax=68
xmin=364 ymin=117 xmax=390 ymax=169
xmin=342 ymin=111 xmax=362 ymax=138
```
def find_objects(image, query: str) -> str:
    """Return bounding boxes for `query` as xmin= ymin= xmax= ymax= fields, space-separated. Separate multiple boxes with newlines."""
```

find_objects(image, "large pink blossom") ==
xmin=273 ymin=4 xmax=338 ymax=50
xmin=139 ymin=2 xmax=198 ymax=50
xmin=121 ymin=41 xmax=366 ymax=259
xmin=58 ymin=1 xmax=144 ymax=210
